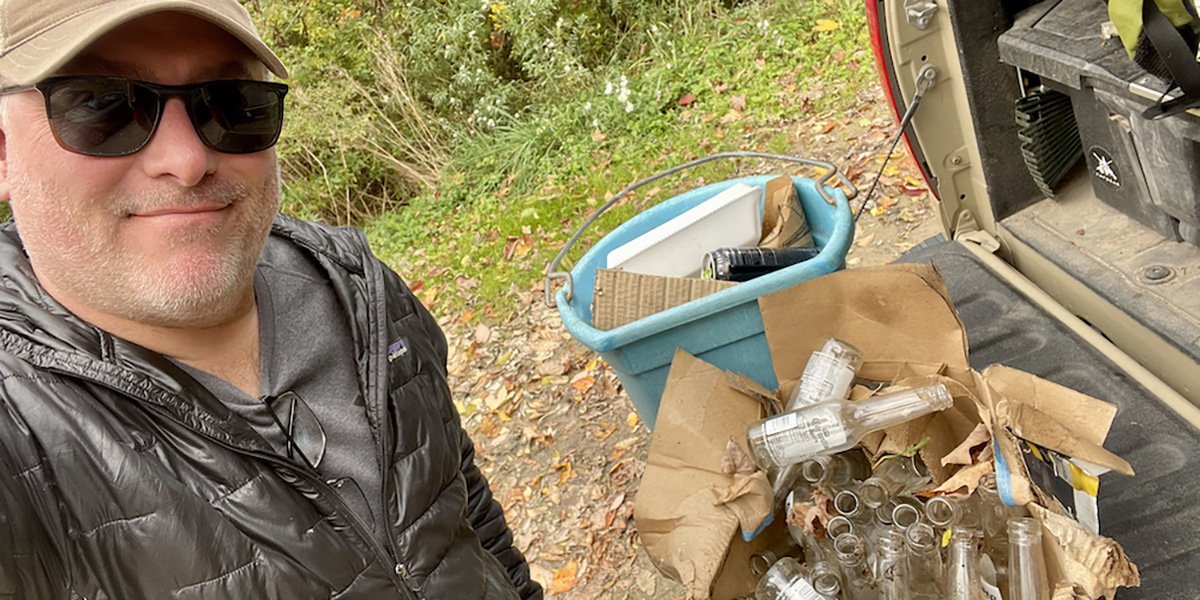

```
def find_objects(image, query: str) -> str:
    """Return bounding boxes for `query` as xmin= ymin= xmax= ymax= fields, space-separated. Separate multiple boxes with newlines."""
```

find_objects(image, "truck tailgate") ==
xmin=898 ymin=239 xmax=1200 ymax=599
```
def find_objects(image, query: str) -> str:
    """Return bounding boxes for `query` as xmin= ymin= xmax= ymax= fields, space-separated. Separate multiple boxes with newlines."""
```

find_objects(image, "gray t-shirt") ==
xmin=175 ymin=236 xmax=383 ymax=545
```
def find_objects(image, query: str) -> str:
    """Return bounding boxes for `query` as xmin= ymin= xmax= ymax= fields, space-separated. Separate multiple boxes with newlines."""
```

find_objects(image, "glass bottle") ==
xmin=826 ymin=515 xmax=855 ymax=540
xmin=808 ymin=559 xmax=844 ymax=599
xmin=755 ymin=556 xmax=827 ymax=600
xmin=905 ymin=522 xmax=943 ymax=599
xmin=787 ymin=337 xmax=865 ymax=410
xmin=890 ymin=501 xmax=922 ymax=533
xmin=748 ymin=384 xmax=955 ymax=470
xmin=833 ymin=532 xmax=877 ymax=600
xmin=1008 ymin=518 xmax=1051 ymax=600
xmin=925 ymin=494 xmax=979 ymax=530
xmin=976 ymin=472 xmax=1013 ymax=594
xmin=945 ymin=529 xmax=983 ymax=600
xmin=834 ymin=489 xmax=872 ymax=525
xmin=860 ymin=456 xmax=931 ymax=507
xmin=802 ymin=451 xmax=872 ymax=490
xmin=876 ymin=530 xmax=912 ymax=600
xmin=750 ymin=538 xmax=803 ymax=577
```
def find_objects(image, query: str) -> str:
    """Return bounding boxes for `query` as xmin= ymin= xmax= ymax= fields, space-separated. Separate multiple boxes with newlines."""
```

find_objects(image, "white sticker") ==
xmin=762 ymin=404 xmax=848 ymax=465
xmin=780 ymin=578 xmax=825 ymax=600
xmin=981 ymin=579 xmax=1003 ymax=600
xmin=794 ymin=352 xmax=855 ymax=407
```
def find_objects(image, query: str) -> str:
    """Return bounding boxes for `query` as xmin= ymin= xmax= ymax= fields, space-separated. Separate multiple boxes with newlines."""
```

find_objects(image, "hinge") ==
xmin=904 ymin=0 xmax=939 ymax=30
xmin=952 ymin=209 xmax=1001 ymax=253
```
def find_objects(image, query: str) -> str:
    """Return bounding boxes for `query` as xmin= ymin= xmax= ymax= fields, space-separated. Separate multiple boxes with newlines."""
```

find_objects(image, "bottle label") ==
xmin=981 ymin=579 xmax=1003 ymax=600
xmin=793 ymin=352 xmax=855 ymax=407
xmin=780 ymin=578 xmax=825 ymax=600
xmin=762 ymin=405 xmax=848 ymax=466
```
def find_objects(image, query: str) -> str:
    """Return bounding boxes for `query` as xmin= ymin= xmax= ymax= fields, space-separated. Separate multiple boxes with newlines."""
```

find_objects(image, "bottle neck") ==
xmin=850 ymin=384 xmax=952 ymax=432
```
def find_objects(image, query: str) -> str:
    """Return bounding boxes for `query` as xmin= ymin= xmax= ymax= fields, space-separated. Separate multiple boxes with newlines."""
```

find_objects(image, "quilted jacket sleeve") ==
xmin=0 ymin=394 xmax=68 ymax=600
xmin=396 ymin=270 xmax=544 ymax=600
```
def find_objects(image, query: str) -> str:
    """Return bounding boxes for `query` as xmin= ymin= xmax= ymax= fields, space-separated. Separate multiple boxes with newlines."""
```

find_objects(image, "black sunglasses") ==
xmin=27 ymin=76 xmax=288 ymax=157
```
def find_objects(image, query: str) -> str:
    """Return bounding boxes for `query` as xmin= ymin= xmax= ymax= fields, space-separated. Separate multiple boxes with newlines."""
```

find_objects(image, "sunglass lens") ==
xmin=192 ymin=81 xmax=285 ymax=154
xmin=45 ymin=79 xmax=156 ymax=156
xmin=268 ymin=392 xmax=326 ymax=468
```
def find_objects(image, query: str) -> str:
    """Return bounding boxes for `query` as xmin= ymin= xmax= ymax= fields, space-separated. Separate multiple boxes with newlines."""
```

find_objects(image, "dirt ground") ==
xmin=436 ymin=85 xmax=942 ymax=599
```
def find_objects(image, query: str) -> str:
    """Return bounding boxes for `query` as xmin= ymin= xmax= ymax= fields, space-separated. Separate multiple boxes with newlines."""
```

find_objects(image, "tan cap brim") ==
xmin=0 ymin=0 xmax=288 ymax=88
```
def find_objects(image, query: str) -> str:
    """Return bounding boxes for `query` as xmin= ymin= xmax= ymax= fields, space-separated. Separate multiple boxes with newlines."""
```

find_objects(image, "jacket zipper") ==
xmin=140 ymin=404 xmax=421 ymax=600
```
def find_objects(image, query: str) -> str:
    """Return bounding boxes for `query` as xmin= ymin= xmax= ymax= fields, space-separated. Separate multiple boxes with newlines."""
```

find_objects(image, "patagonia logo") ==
xmin=388 ymin=339 xmax=409 ymax=363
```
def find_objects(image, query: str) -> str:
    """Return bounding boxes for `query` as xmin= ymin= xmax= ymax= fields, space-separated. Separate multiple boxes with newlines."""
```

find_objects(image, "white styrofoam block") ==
xmin=605 ymin=182 xmax=763 ymax=278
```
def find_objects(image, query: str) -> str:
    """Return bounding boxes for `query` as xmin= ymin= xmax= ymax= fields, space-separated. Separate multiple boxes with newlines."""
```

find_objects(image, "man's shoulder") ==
xmin=269 ymin=213 xmax=373 ymax=274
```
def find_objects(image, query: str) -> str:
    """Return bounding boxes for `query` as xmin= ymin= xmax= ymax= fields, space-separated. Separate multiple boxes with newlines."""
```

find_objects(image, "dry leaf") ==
xmin=678 ymin=93 xmax=696 ymax=106
xmin=941 ymin=422 xmax=992 ymax=466
xmin=571 ymin=375 xmax=596 ymax=393
xmin=814 ymin=19 xmax=841 ymax=32
xmin=731 ymin=94 xmax=747 ymax=111
xmin=627 ymin=412 xmax=639 ymax=428
xmin=474 ymin=324 xmax=491 ymax=345
xmin=720 ymin=439 xmax=757 ymax=475
xmin=591 ymin=128 xmax=607 ymax=142
xmin=536 ymin=360 xmax=567 ymax=376
xmin=856 ymin=232 xmax=877 ymax=247
xmin=547 ymin=561 xmax=580 ymax=595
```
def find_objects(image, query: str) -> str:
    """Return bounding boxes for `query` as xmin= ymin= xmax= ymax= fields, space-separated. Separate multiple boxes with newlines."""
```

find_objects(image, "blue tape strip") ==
xmin=742 ymin=510 xmax=775 ymax=542
xmin=992 ymin=436 xmax=1018 ymax=507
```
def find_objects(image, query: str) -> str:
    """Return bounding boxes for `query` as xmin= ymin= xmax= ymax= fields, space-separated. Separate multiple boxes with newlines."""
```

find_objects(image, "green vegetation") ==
xmin=251 ymin=0 xmax=876 ymax=318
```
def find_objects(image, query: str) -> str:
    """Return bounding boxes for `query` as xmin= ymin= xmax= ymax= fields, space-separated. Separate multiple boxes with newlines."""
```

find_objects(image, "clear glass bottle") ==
xmin=925 ymin=494 xmax=979 ymax=530
xmin=834 ymin=489 xmax=872 ymax=525
xmin=808 ymin=559 xmax=844 ymax=599
xmin=787 ymin=337 xmax=865 ymax=410
xmin=826 ymin=515 xmax=855 ymax=540
xmin=860 ymin=456 xmax=931 ymax=507
xmin=750 ymin=538 xmax=803 ymax=577
xmin=802 ymin=451 xmax=872 ymax=490
xmin=945 ymin=529 xmax=983 ymax=600
xmin=976 ymin=472 xmax=1013 ymax=594
xmin=890 ymin=501 xmax=922 ymax=533
xmin=833 ymin=533 xmax=877 ymax=600
xmin=748 ymin=384 xmax=955 ymax=470
xmin=905 ymin=522 xmax=944 ymax=599
xmin=1008 ymin=518 xmax=1051 ymax=600
xmin=876 ymin=530 xmax=912 ymax=600
xmin=755 ymin=556 xmax=827 ymax=600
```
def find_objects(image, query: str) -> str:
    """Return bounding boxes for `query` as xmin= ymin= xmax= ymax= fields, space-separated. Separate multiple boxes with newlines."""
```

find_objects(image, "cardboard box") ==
xmin=633 ymin=264 xmax=1139 ymax=599
xmin=591 ymin=268 xmax=736 ymax=331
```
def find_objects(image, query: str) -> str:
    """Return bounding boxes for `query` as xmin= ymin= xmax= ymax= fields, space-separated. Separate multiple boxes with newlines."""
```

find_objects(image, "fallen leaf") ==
xmin=591 ymin=128 xmax=607 ymax=142
xmin=548 ymin=561 xmax=580 ymax=595
xmin=846 ymin=256 xmax=863 ymax=266
xmin=814 ymin=19 xmax=841 ymax=32
xmin=474 ymin=324 xmax=491 ymax=345
xmin=720 ymin=110 xmax=742 ymax=124
xmin=856 ymin=232 xmax=877 ymax=247
xmin=536 ymin=360 xmax=568 ymax=376
xmin=712 ymin=80 xmax=729 ymax=93
xmin=941 ymin=423 xmax=992 ymax=466
xmin=730 ymin=94 xmax=747 ymax=111
xmin=571 ymin=376 xmax=596 ymax=393
xmin=678 ymin=93 xmax=696 ymax=106
xmin=720 ymin=439 xmax=756 ymax=475
xmin=627 ymin=412 xmax=639 ymax=428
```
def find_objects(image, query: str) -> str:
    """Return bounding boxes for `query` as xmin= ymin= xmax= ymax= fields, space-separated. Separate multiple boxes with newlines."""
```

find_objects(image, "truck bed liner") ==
xmin=899 ymin=239 xmax=1200 ymax=599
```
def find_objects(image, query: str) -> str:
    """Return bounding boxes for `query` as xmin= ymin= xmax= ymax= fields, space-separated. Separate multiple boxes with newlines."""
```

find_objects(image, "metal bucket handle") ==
xmin=543 ymin=151 xmax=858 ymax=308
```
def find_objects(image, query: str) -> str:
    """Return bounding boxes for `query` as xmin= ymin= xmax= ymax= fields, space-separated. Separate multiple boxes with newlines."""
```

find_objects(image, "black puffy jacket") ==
xmin=0 ymin=216 xmax=542 ymax=600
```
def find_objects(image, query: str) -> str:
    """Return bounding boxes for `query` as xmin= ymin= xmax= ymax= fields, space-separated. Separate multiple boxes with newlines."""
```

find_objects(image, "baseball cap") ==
xmin=0 ymin=0 xmax=289 ymax=89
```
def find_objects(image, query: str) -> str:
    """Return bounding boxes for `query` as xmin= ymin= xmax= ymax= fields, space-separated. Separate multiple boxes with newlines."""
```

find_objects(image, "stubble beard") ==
xmin=10 ymin=165 xmax=281 ymax=329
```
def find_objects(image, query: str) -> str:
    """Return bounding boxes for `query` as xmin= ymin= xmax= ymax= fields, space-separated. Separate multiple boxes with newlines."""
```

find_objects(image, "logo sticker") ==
xmin=388 ymin=339 xmax=409 ymax=363
xmin=1089 ymin=146 xmax=1120 ymax=188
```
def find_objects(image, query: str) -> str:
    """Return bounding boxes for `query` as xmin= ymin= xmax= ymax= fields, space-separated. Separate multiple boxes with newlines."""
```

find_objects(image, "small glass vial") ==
xmin=1008 ymin=518 xmax=1051 ymax=600
xmin=755 ymin=557 xmax=827 ymax=600
xmin=945 ymin=529 xmax=984 ymax=600
xmin=826 ymin=515 xmax=855 ymax=540
xmin=787 ymin=338 xmax=865 ymax=410
xmin=802 ymin=451 xmax=872 ymax=490
xmin=925 ymin=494 xmax=979 ymax=530
xmin=748 ymin=384 xmax=955 ymax=470
xmin=808 ymin=560 xmax=843 ymax=599
xmin=833 ymin=533 xmax=877 ymax=600
xmin=876 ymin=530 xmax=912 ymax=600
xmin=750 ymin=538 xmax=802 ymax=577
xmin=905 ymin=522 xmax=944 ymax=599
xmin=834 ymin=489 xmax=872 ymax=525
xmin=891 ymin=501 xmax=922 ymax=533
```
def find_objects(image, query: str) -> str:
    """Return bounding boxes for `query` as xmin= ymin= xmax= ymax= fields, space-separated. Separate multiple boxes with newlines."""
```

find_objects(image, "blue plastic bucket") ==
xmin=553 ymin=173 xmax=854 ymax=429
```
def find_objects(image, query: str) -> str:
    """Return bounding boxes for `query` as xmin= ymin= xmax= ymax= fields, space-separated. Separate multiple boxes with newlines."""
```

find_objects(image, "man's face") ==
xmin=0 ymin=12 xmax=281 ymax=329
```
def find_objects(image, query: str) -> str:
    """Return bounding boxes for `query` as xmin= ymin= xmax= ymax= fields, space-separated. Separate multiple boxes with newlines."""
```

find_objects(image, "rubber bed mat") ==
xmin=898 ymin=239 xmax=1200 ymax=599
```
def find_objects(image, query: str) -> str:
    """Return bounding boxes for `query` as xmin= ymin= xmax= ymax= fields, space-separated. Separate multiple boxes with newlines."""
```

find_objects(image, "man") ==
xmin=0 ymin=1 xmax=541 ymax=598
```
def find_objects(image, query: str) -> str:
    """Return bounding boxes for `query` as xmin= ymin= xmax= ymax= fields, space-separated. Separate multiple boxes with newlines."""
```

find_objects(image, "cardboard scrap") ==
xmin=1029 ymin=504 xmax=1141 ymax=598
xmin=633 ymin=350 xmax=774 ymax=600
xmin=759 ymin=263 xmax=969 ymax=389
xmin=759 ymin=175 xmax=814 ymax=249
xmin=591 ymin=269 xmax=736 ymax=331
xmin=942 ymin=423 xmax=992 ymax=466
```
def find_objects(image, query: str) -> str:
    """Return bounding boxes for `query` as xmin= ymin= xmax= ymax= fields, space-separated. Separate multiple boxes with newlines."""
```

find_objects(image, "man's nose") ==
xmin=138 ymin=97 xmax=216 ymax=185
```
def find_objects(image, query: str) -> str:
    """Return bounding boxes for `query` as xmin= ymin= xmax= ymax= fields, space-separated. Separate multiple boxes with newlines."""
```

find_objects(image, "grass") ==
xmin=364 ymin=0 xmax=876 ymax=322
